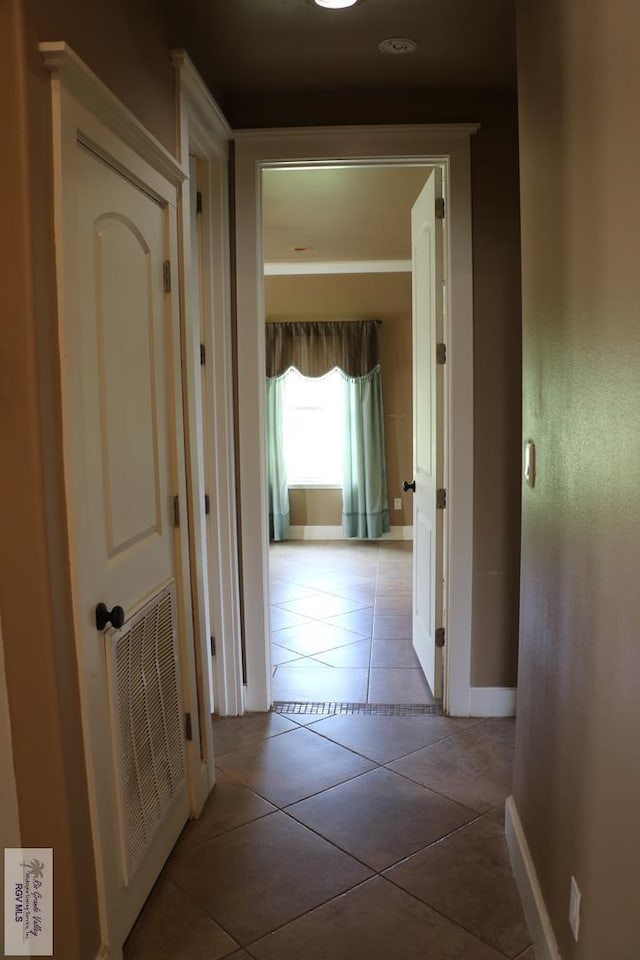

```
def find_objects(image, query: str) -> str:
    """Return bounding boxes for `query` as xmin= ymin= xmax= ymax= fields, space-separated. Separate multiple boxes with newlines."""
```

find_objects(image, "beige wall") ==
xmin=265 ymin=273 xmax=413 ymax=528
xmin=470 ymin=109 xmax=523 ymax=688
xmin=25 ymin=0 xmax=176 ymax=152
xmin=515 ymin=1 xmax=640 ymax=956
xmin=289 ymin=489 xmax=343 ymax=527
xmin=0 ymin=1 xmax=179 ymax=956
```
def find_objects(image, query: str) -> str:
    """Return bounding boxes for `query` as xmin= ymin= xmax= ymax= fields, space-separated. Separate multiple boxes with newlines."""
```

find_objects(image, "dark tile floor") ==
xmin=124 ymin=542 xmax=534 ymax=960
xmin=269 ymin=540 xmax=434 ymax=704
xmin=125 ymin=711 xmax=534 ymax=960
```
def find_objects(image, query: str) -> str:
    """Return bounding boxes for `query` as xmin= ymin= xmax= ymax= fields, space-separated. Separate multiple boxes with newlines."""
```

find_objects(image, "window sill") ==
xmin=287 ymin=484 xmax=343 ymax=491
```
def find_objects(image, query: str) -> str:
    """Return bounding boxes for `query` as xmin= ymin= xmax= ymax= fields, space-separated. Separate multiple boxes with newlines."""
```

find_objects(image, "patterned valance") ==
xmin=266 ymin=320 xmax=381 ymax=379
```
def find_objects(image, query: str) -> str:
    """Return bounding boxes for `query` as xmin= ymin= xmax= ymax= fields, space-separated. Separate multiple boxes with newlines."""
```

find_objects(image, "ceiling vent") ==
xmin=379 ymin=38 xmax=418 ymax=55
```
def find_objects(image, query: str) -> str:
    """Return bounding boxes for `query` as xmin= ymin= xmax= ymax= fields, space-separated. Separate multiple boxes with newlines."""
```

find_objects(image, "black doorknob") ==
xmin=95 ymin=602 xmax=125 ymax=631
xmin=402 ymin=480 xmax=416 ymax=493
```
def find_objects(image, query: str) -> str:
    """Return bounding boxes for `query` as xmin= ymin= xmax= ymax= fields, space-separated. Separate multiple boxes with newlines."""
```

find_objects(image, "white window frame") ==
xmin=282 ymin=367 xmax=344 ymax=489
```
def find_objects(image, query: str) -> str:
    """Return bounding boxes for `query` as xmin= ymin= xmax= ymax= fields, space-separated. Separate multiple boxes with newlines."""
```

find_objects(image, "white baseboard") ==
xmin=505 ymin=796 xmax=562 ymax=960
xmin=287 ymin=525 xmax=413 ymax=541
xmin=468 ymin=686 xmax=516 ymax=716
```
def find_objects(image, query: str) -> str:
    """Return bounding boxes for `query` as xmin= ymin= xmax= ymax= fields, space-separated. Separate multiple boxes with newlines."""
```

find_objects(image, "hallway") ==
xmin=125 ymin=710 xmax=534 ymax=959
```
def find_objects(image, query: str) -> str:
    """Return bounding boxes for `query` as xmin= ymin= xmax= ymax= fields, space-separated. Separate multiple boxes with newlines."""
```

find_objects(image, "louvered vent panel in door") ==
xmin=107 ymin=581 xmax=185 ymax=884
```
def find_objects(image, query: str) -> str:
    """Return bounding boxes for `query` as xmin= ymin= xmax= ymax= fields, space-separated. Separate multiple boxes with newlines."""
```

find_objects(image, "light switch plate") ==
xmin=524 ymin=440 xmax=536 ymax=487
xmin=569 ymin=875 xmax=581 ymax=941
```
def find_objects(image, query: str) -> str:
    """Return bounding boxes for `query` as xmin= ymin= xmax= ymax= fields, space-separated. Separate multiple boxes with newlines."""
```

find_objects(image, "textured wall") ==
xmin=515 ymin=1 xmax=640 ymax=956
xmin=26 ymin=0 xmax=176 ymax=151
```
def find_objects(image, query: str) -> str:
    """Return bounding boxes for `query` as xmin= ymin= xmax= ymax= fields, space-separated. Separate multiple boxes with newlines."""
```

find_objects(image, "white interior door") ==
xmin=410 ymin=170 xmax=445 ymax=699
xmin=63 ymin=141 xmax=190 ymax=952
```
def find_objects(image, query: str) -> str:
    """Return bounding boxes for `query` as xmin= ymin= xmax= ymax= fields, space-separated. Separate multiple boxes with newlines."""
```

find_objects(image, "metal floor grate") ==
xmin=273 ymin=701 xmax=444 ymax=717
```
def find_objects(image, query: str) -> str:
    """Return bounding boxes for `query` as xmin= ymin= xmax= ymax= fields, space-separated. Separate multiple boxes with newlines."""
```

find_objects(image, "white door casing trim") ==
xmin=40 ymin=42 xmax=184 ymax=187
xmin=234 ymin=125 xmax=477 ymax=715
xmin=264 ymin=259 xmax=412 ymax=276
xmin=505 ymin=797 xmax=562 ymax=960
xmin=469 ymin=687 xmax=517 ymax=717
xmin=172 ymin=51 xmax=245 ymax=730
xmin=42 ymin=43 xmax=203 ymax=955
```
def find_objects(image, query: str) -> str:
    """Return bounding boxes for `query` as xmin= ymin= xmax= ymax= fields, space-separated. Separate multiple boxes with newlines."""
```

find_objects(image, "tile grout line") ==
xmin=380 ymin=865 xmax=529 ymax=960
xmin=211 ymin=723 xmax=500 ymax=843
xmin=164 ymin=795 xmax=524 ymax=960
xmin=220 ymin=834 xmax=525 ymax=960
xmin=236 ymin=875 xmax=377 ymax=956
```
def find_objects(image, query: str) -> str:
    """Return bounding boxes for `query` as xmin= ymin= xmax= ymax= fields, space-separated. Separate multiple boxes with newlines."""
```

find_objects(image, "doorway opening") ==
xmin=261 ymin=161 xmax=446 ymax=709
xmin=233 ymin=124 xmax=476 ymax=717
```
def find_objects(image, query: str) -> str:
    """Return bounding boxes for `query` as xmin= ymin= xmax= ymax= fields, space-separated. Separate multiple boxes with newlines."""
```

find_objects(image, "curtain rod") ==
xmin=266 ymin=318 xmax=382 ymax=325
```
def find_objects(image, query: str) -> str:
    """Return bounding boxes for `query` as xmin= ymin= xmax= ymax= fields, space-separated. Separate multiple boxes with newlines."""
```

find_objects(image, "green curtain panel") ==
xmin=266 ymin=375 xmax=290 ymax=541
xmin=342 ymin=366 xmax=390 ymax=539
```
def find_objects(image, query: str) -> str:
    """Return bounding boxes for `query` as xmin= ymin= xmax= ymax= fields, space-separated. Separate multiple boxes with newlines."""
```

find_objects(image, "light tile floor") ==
xmin=125 ymin=712 xmax=535 ymax=960
xmin=269 ymin=540 xmax=434 ymax=704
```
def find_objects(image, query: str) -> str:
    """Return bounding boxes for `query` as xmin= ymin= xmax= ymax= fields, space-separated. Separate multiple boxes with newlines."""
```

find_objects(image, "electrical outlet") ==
xmin=393 ymin=497 xmax=402 ymax=511
xmin=569 ymin=875 xmax=581 ymax=941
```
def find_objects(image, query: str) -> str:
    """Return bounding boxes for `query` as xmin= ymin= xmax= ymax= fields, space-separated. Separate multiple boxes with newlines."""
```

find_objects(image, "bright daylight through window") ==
xmin=283 ymin=367 xmax=344 ymax=487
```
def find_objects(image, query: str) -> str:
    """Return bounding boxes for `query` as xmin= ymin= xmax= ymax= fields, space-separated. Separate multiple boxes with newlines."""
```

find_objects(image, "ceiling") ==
xmin=171 ymin=0 xmax=518 ymax=117
xmin=169 ymin=0 xmax=517 ymax=265
xmin=262 ymin=165 xmax=432 ymax=263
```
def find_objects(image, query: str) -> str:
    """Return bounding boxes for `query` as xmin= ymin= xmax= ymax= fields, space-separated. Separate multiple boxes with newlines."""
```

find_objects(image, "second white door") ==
xmin=410 ymin=169 xmax=445 ymax=699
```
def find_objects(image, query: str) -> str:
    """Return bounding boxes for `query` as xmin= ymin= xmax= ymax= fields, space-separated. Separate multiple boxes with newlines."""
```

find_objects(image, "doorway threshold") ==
xmin=272 ymin=701 xmax=444 ymax=717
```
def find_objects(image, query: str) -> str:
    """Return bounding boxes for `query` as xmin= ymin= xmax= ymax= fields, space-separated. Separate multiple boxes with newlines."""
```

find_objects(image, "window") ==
xmin=282 ymin=367 xmax=344 ymax=487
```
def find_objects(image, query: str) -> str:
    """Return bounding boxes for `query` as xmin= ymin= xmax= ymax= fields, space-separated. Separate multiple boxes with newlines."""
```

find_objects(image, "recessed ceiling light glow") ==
xmin=314 ymin=0 xmax=358 ymax=8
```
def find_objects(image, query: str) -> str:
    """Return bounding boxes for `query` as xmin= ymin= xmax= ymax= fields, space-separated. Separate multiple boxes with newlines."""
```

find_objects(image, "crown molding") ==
xmin=40 ymin=41 xmax=185 ymax=186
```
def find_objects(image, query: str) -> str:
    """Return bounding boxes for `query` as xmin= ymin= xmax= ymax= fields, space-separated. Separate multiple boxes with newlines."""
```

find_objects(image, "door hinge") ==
xmin=163 ymin=260 xmax=171 ymax=293
xmin=200 ymin=343 xmax=206 ymax=366
xmin=210 ymin=635 xmax=216 ymax=656
xmin=436 ymin=342 xmax=447 ymax=365
xmin=171 ymin=494 xmax=180 ymax=526
xmin=436 ymin=488 xmax=447 ymax=510
xmin=435 ymin=627 xmax=445 ymax=648
xmin=184 ymin=713 xmax=193 ymax=741
xmin=204 ymin=493 xmax=210 ymax=515
xmin=435 ymin=197 xmax=445 ymax=220
xmin=196 ymin=190 xmax=203 ymax=215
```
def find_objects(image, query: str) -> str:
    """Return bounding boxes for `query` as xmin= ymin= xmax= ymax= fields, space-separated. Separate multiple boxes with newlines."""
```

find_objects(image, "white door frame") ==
xmin=234 ymin=124 xmax=478 ymax=716
xmin=41 ymin=42 xmax=208 ymax=953
xmin=172 ymin=52 xmax=245 ymax=734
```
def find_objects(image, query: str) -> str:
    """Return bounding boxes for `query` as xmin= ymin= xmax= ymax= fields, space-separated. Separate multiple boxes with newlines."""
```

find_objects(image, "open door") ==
xmin=409 ymin=169 xmax=445 ymax=699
